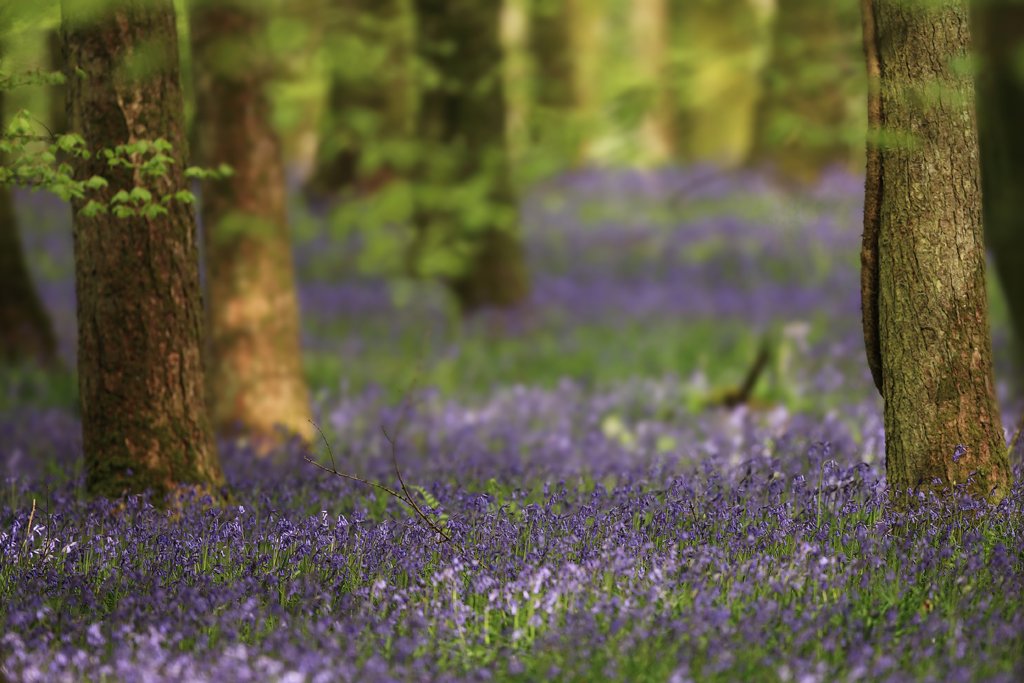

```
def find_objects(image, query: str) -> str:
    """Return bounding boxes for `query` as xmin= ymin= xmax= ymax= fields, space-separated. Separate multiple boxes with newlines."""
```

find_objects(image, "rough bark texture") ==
xmin=413 ymin=0 xmax=529 ymax=313
xmin=972 ymin=1 xmax=1024 ymax=381
xmin=62 ymin=0 xmax=225 ymax=500
xmin=0 ymin=80 xmax=60 ymax=369
xmin=871 ymin=0 xmax=1010 ymax=502
xmin=750 ymin=0 xmax=860 ymax=183
xmin=305 ymin=0 xmax=411 ymax=201
xmin=190 ymin=0 xmax=312 ymax=447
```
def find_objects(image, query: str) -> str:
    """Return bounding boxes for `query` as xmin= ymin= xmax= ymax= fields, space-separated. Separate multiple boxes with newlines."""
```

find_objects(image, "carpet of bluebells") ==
xmin=2 ymin=167 xmax=1023 ymax=682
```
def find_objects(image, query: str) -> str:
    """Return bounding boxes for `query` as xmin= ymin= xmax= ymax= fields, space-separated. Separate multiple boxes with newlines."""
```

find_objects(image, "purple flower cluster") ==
xmin=2 ymin=380 xmax=1023 ymax=681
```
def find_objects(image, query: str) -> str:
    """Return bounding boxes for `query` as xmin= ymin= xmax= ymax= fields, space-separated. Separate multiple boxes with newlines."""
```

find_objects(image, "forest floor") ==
xmin=1 ymin=167 xmax=1022 ymax=682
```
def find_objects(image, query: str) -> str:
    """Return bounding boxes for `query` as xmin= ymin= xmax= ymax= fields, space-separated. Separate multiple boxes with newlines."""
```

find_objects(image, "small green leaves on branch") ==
xmin=0 ymin=108 xmax=232 ymax=217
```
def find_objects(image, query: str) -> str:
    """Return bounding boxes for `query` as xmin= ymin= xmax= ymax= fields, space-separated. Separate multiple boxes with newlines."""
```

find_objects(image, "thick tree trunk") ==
xmin=190 ymin=0 xmax=312 ymax=447
xmin=304 ymin=0 xmax=411 ymax=201
xmin=972 ymin=1 xmax=1024 ymax=382
xmin=750 ymin=0 xmax=860 ymax=183
xmin=0 ymin=82 xmax=59 ymax=369
xmin=865 ymin=0 xmax=1011 ymax=502
xmin=413 ymin=0 xmax=529 ymax=313
xmin=62 ymin=0 xmax=225 ymax=500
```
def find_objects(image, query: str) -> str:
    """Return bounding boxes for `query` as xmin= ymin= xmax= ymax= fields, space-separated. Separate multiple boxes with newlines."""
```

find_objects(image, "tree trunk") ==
xmin=304 ymin=0 xmax=412 ymax=201
xmin=62 ymin=0 xmax=225 ymax=500
xmin=412 ymin=0 xmax=529 ymax=313
xmin=863 ymin=0 xmax=1011 ymax=502
xmin=190 ymin=0 xmax=313 ymax=448
xmin=629 ymin=0 xmax=673 ymax=165
xmin=750 ymin=0 xmax=861 ymax=184
xmin=972 ymin=0 xmax=1024 ymax=384
xmin=530 ymin=0 xmax=575 ymax=110
xmin=565 ymin=0 xmax=605 ymax=163
xmin=0 ymin=78 xmax=60 ymax=369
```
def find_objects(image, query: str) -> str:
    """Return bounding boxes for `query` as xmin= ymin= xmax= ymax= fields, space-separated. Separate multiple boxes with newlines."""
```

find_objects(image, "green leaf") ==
xmin=129 ymin=187 xmax=153 ymax=203
xmin=80 ymin=200 xmax=108 ymax=217
xmin=84 ymin=175 xmax=108 ymax=190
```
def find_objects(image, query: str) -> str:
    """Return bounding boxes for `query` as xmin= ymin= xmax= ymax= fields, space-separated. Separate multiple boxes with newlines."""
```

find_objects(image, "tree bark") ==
xmin=304 ymin=0 xmax=412 ymax=201
xmin=190 ymin=0 xmax=312 ymax=448
xmin=412 ymin=0 xmax=529 ymax=313
xmin=750 ymin=0 xmax=861 ymax=183
xmin=62 ymin=0 xmax=225 ymax=500
xmin=867 ymin=0 xmax=1011 ymax=502
xmin=972 ymin=0 xmax=1024 ymax=383
xmin=0 ymin=79 xmax=60 ymax=369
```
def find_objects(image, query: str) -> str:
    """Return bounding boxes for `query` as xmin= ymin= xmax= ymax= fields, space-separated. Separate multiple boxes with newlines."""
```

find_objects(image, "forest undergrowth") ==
xmin=1 ymin=168 xmax=1022 ymax=682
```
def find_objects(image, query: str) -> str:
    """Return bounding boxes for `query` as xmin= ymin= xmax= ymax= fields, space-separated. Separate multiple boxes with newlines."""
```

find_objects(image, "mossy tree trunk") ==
xmin=61 ymin=0 xmax=225 ymax=500
xmin=305 ymin=0 xmax=412 ymax=201
xmin=0 ymin=67 xmax=60 ymax=369
xmin=190 ymin=0 xmax=312 ymax=448
xmin=412 ymin=0 xmax=529 ymax=313
xmin=972 ymin=0 xmax=1024 ymax=383
xmin=861 ymin=0 xmax=1011 ymax=503
xmin=750 ymin=0 xmax=861 ymax=184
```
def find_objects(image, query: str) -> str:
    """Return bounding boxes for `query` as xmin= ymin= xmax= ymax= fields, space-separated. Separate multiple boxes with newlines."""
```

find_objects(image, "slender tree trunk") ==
xmin=412 ymin=0 xmax=529 ymax=313
xmin=62 ymin=0 xmax=225 ymax=500
xmin=0 ymin=76 xmax=60 ymax=369
xmin=972 ymin=0 xmax=1024 ymax=383
xmin=566 ymin=0 xmax=605 ymax=163
xmin=190 ymin=0 xmax=312 ymax=448
xmin=530 ymin=0 xmax=575 ymax=111
xmin=862 ymin=0 xmax=1011 ymax=502
xmin=750 ymin=0 xmax=860 ymax=183
xmin=304 ymin=0 xmax=412 ymax=201
xmin=629 ymin=0 xmax=673 ymax=165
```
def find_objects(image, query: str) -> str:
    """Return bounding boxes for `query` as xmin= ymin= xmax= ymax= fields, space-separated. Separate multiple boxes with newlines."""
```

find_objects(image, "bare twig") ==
xmin=304 ymin=419 xmax=457 ymax=547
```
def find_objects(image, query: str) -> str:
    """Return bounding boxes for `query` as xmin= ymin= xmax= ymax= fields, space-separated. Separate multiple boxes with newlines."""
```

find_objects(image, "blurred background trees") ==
xmin=1 ymin=0 xmax=1022 ymax=499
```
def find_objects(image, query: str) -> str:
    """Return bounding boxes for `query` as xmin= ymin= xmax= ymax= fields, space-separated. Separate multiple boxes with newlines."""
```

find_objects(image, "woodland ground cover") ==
xmin=1 ymin=168 xmax=1022 ymax=682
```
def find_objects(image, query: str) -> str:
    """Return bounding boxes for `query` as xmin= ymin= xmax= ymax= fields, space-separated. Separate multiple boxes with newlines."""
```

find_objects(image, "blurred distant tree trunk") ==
xmin=861 ymin=0 xmax=1011 ymax=503
xmin=630 ymin=0 xmax=673 ymax=165
xmin=749 ymin=0 xmax=860 ymax=184
xmin=61 ymin=0 xmax=225 ymax=500
xmin=972 ymin=0 xmax=1024 ymax=382
xmin=528 ymin=0 xmax=578 ymax=168
xmin=0 ymin=76 xmax=59 ymax=368
xmin=565 ymin=0 xmax=605 ymax=163
xmin=190 ymin=0 xmax=313 ymax=448
xmin=670 ymin=0 xmax=771 ymax=167
xmin=530 ymin=0 xmax=574 ymax=111
xmin=413 ymin=0 xmax=529 ymax=313
xmin=304 ymin=0 xmax=411 ymax=201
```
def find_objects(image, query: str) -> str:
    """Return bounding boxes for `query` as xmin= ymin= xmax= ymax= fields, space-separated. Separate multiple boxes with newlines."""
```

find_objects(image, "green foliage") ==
xmin=0 ymin=107 xmax=229 ymax=216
